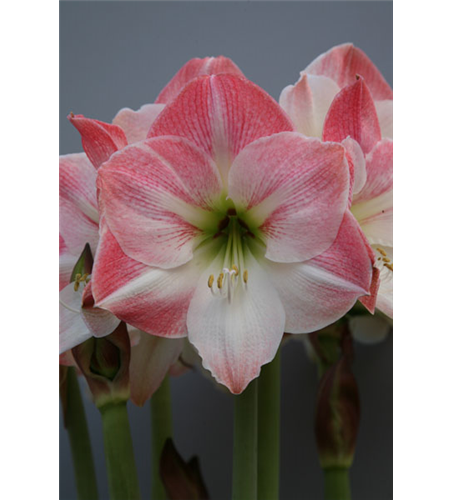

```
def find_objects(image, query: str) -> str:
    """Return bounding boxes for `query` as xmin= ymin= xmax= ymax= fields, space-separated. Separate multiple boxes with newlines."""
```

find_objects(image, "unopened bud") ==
xmin=314 ymin=330 xmax=360 ymax=469
xmin=160 ymin=439 xmax=210 ymax=500
xmin=72 ymin=322 xmax=131 ymax=408
xmin=70 ymin=243 xmax=94 ymax=282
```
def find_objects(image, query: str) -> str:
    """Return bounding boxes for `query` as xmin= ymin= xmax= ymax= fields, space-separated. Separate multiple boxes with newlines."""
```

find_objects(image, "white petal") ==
xmin=375 ymin=100 xmax=393 ymax=139
xmin=186 ymin=249 xmax=285 ymax=394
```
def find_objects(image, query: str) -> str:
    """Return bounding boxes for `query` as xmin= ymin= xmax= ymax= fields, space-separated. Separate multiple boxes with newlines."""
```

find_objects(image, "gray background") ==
xmin=60 ymin=2 xmax=393 ymax=499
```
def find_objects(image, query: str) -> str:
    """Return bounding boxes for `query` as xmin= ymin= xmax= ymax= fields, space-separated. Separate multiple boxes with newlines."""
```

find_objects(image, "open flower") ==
xmin=280 ymin=45 xmax=393 ymax=318
xmin=91 ymin=74 xmax=374 ymax=394
xmin=60 ymin=57 xmax=242 ymax=396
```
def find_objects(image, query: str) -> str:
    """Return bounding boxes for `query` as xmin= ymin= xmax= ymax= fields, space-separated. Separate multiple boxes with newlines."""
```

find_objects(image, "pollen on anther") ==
xmin=232 ymin=264 xmax=239 ymax=275
xmin=376 ymin=247 xmax=387 ymax=257
xmin=243 ymin=269 xmax=248 ymax=284
xmin=384 ymin=263 xmax=393 ymax=271
xmin=217 ymin=273 xmax=224 ymax=289
xmin=208 ymin=275 xmax=214 ymax=288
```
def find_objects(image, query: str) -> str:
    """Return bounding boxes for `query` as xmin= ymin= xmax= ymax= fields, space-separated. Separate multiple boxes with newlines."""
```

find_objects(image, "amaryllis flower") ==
xmin=280 ymin=45 xmax=393 ymax=318
xmin=60 ymin=56 xmax=242 ymax=396
xmin=91 ymin=74 xmax=375 ymax=394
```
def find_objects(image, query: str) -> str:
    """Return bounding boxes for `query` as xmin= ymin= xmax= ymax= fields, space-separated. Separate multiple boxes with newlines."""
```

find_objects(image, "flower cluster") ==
xmin=60 ymin=45 xmax=392 ymax=396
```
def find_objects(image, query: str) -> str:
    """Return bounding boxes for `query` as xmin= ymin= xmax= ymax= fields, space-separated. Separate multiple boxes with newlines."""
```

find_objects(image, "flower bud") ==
xmin=160 ymin=439 xmax=210 ymax=500
xmin=72 ymin=322 xmax=131 ymax=408
xmin=314 ymin=330 xmax=360 ymax=469
xmin=70 ymin=243 xmax=94 ymax=282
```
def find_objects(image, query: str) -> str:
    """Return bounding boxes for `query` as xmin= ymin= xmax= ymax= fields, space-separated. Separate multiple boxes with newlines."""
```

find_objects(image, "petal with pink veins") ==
xmin=155 ymin=56 xmax=244 ymax=104
xmin=68 ymin=114 xmax=128 ymax=169
xmin=129 ymin=332 xmax=184 ymax=406
xmin=375 ymin=100 xmax=393 ymax=139
xmin=148 ymin=74 xmax=294 ymax=182
xmin=97 ymin=136 xmax=224 ymax=268
xmin=263 ymin=212 xmax=373 ymax=333
xmin=112 ymin=104 xmax=165 ymax=144
xmin=91 ymin=224 xmax=222 ymax=337
xmin=59 ymin=153 xmax=99 ymax=255
xmin=228 ymin=133 xmax=349 ymax=263
xmin=354 ymin=139 xmax=393 ymax=204
xmin=186 ymin=248 xmax=285 ymax=394
xmin=279 ymin=74 xmax=340 ymax=138
xmin=323 ymin=77 xmax=382 ymax=155
xmin=303 ymin=43 xmax=393 ymax=101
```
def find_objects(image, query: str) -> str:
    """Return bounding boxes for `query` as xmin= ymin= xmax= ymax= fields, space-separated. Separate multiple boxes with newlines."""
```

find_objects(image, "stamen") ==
xmin=73 ymin=272 xmax=90 ymax=291
xmin=384 ymin=263 xmax=393 ymax=272
xmin=232 ymin=264 xmax=239 ymax=275
xmin=217 ymin=273 xmax=224 ymax=289
xmin=382 ymin=257 xmax=390 ymax=263
xmin=376 ymin=247 xmax=387 ymax=257
xmin=208 ymin=275 xmax=214 ymax=288
xmin=243 ymin=269 xmax=248 ymax=284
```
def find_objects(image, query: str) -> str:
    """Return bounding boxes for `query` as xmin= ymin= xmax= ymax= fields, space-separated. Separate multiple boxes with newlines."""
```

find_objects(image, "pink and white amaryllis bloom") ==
xmin=280 ymin=44 xmax=393 ymax=318
xmin=91 ymin=74 xmax=375 ymax=394
xmin=60 ymin=55 xmax=245 ymax=399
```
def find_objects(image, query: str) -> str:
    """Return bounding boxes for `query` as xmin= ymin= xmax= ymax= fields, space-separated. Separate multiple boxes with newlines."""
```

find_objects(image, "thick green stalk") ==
xmin=151 ymin=376 xmax=173 ymax=500
xmin=100 ymin=402 xmax=141 ymax=500
xmin=257 ymin=350 xmax=281 ymax=500
xmin=323 ymin=468 xmax=351 ymax=500
xmin=65 ymin=367 xmax=99 ymax=500
xmin=232 ymin=378 xmax=258 ymax=500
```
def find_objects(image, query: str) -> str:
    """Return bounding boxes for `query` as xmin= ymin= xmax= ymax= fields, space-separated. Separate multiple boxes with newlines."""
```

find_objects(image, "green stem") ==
xmin=257 ymin=350 xmax=281 ymax=500
xmin=151 ymin=376 xmax=173 ymax=500
xmin=232 ymin=378 xmax=258 ymax=500
xmin=65 ymin=367 xmax=99 ymax=500
xmin=100 ymin=402 xmax=141 ymax=500
xmin=323 ymin=468 xmax=351 ymax=500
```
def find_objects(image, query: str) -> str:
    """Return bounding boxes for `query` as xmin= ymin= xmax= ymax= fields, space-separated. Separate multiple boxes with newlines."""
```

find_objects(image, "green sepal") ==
xmin=70 ymin=243 xmax=94 ymax=282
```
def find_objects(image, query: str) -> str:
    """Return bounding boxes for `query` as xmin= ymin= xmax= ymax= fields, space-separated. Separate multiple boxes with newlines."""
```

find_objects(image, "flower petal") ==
xmin=59 ymin=153 xmax=99 ymax=255
xmin=68 ymin=114 xmax=128 ymax=169
xmin=80 ymin=281 xmax=121 ymax=338
xmin=155 ymin=56 xmax=244 ymax=104
xmin=354 ymin=139 xmax=393 ymax=204
xmin=186 ymin=249 xmax=285 ymax=394
xmin=59 ymin=283 xmax=91 ymax=353
xmin=129 ymin=332 xmax=184 ymax=406
xmin=112 ymin=104 xmax=165 ymax=144
xmin=304 ymin=43 xmax=393 ymax=100
xmin=323 ymin=77 xmax=381 ymax=155
xmin=91 ymin=224 xmax=221 ymax=337
xmin=228 ymin=132 xmax=349 ymax=263
xmin=98 ymin=136 xmax=223 ymax=268
xmin=148 ymin=74 xmax=294 ymax=181
xmin=59 ymin=235 xmax=76 ymax=290
xmin=279 ymin=74 xmax=340 ymax=138
xmin=375 ymin=100 xmax=393 ymax=139
xmin=264 ymin=212 xmax=373 ymax=333
xmin=342 ymin=137 xmax=366 ymax=197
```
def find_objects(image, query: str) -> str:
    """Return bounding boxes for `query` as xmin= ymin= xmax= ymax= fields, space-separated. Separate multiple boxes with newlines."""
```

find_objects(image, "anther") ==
xmin=217 ymin=273 xmax=224 ymax=289
xmin=384 ymin=263 xmax=393 ymax=271
xmin=383 ymin=257 xmax=390 ymax=263
xmin=232 ymin=265 xmax=239 ymax=275
xmin=243 ymin=270 xmax=248 ymax=284
xmin=208 ymin=275 xmax=214 ymax=288
xmin=376 ymin=247 xmax=387 ymax=256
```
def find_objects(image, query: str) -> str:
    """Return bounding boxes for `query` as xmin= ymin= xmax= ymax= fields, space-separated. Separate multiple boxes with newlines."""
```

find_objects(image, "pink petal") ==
xmin=68 ymin=114 xmax=128 ymax=169
xmin=323 ymin=77 xmax=382 ymax=155
xmin=228 ymin=132 xmax=349 ymax=263
xmin=342 ymin=137 xmax=366 ymax=197
xmin=129 ymin=333 xmax=183 ymax=406
xmin=264 ymin=211 xmax=373 ymax=333
xmin=148 ymin=74 xmax=294 ymax=180
xmin=155 ymin=56 xmax=244 ymax=104
xmin=304 ymin=43 xmax=393 ymax=100
xmin=59 ymin=153 xmax=99 ymax=256
xmin=186 ymin=249 xmax=285 ymax=394
xmin=59 ymin=283 xmax=91 ymax=353
xmin=375 ymin=100 xmax=393 ymax=139
xmin=279 ymin=74 xmax=340 ymax=137
xmin=112 ymin=104 xmax=165 ymax=144
xmin=91 ymin=224 xmax=214 ymax=338
xmin=97 ymin=136 xmax=223 ymax=268
xmin=354 ymin=139 xmax=393 ymax=204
